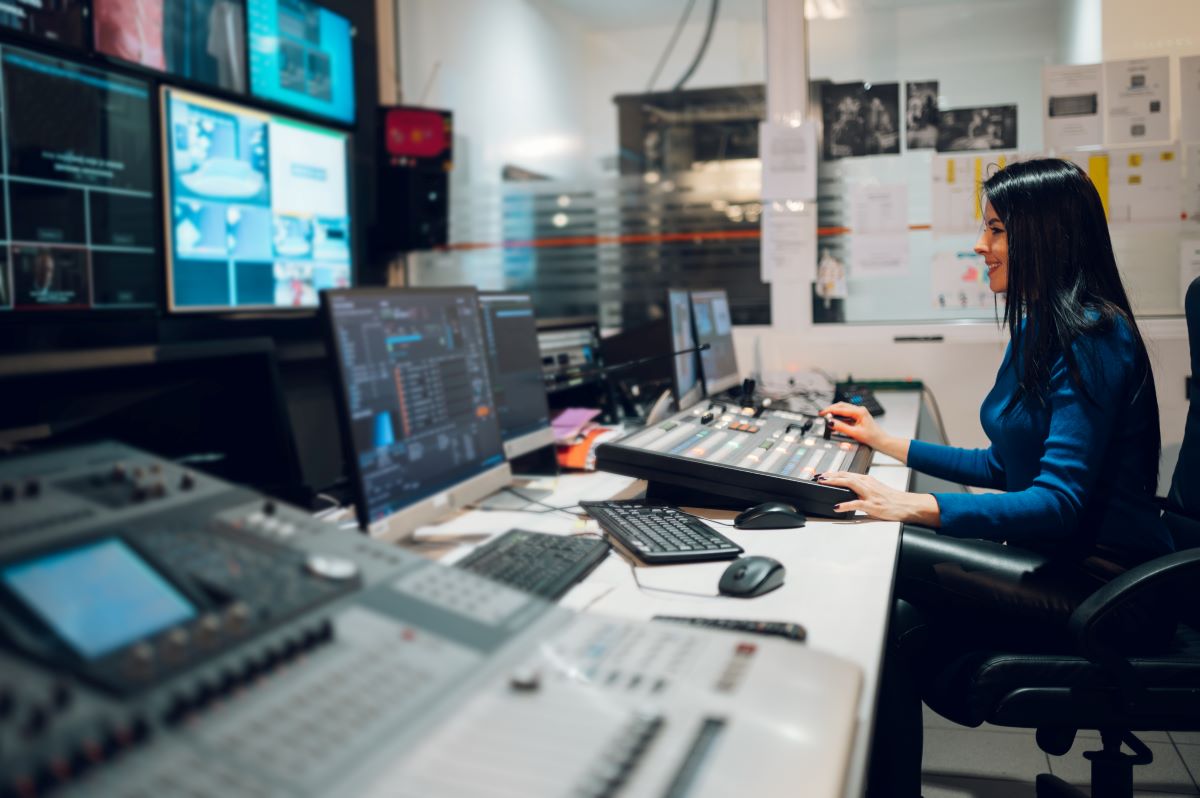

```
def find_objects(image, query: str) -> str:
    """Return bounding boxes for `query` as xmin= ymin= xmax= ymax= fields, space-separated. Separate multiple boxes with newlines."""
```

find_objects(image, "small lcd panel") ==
xmin=0 ymin=46 xmax=157 ymax=311
xmin=93 ymin=0 xmax=247 ymax=92
xmin=323 ymin=288 xmax=506 ymax=530
xmin=667 ymin=289 xmax=702 ymax=408
xmin=163 ymin=87 xmax=352 ymax=311
xmin=248 ymin=0 xmax=354 ymax=125
xmin=690 ymin=289 xmax=740 ymax=396
xmin=0 ymin=0 xmax=86 ymax=47
xmin=2 ymin=539 xmax=196 ymax=660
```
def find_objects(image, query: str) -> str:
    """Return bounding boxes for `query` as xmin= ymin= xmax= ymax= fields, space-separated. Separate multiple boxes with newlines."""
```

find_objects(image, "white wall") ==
xmin=1059 ymin=0 xmax=1102 ymax=65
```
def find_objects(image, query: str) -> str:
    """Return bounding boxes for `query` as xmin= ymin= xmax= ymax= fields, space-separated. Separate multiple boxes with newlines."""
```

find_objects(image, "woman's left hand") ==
xmin=816 ymin=471 xmax=941 ymax=526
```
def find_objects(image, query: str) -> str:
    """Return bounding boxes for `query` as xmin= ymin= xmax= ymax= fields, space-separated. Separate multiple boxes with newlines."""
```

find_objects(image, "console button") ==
xmin=304 ymin=555 xmax=359 ymax=581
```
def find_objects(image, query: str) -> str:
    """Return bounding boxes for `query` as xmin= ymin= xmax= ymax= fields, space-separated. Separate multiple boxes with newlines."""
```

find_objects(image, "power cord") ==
xmin=628 ymin=559 xmax=720 ymax=599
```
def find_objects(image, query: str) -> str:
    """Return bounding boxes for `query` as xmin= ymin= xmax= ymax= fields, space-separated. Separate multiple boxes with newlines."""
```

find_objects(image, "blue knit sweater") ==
xmin=907 ymin=319 xmax=1173 ymax=561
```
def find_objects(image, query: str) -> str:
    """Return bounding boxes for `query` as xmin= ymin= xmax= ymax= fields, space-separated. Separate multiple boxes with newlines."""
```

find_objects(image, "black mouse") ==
xmin=733 ymin=501 xmax=806 ymax=529
xmin=718 ymin=556 xmax=786 ymax=598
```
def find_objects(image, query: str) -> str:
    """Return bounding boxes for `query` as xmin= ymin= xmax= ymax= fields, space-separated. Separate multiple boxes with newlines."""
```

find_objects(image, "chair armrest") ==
xmin=1068 ymin=548 xmax=1200 ymax=662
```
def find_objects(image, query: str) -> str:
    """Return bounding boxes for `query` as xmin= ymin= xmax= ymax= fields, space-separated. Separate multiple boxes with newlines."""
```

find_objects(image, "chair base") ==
xmin=1034 ymin=731 xmax=1151 ymax=798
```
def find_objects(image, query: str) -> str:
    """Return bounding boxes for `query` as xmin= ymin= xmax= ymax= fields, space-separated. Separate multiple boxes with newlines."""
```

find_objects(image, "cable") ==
xmin=628 ymin=559 xmax=721 ymax=599
xmin=645 ymin=0 xmax=697 ymax=92
xmin=672 ymin=507 xmax=738 ymax=528
xmin=671 ymin=0 xmax=719 ymax=92
xmin=500 ymin=486 xmax=584 ymax=517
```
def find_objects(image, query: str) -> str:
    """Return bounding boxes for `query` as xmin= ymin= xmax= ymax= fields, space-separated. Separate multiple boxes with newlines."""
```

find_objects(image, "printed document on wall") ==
xmin=1107 ymin=145 xmax=1181 ymax=224
xmin=1182 ymin=55 xmax=1200 ymax=142
xmin=931 ymin=250 xmax=993 ymax=310
xmin=1105 ymin=57 xmax=1170 ymax=145
xmin=850 ymin=233 xmax=908 ymax=279
xmin=849 ymin=184 xmax=908 ymax=234
xmin=761 ymin=202 xmax=816 ymax=284
xmin=760 ymin=122 xmax=817 ymax=201
xmin=931 ymin=152 xmax=1019 ymax=234
xmin=1183 ymin=240 xmax=1200 ymax=308
xmin=1043 ymin=64 xmax=1103 ymax=152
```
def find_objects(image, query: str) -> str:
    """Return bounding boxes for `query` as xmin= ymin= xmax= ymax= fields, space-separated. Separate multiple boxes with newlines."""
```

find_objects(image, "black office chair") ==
xmin=922 ymin=276 xmax=1200 ymax=798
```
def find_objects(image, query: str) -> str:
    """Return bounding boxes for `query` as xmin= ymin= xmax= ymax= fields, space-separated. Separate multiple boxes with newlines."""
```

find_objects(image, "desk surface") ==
xmin=423 ymin=391 xmax=922 ymax=798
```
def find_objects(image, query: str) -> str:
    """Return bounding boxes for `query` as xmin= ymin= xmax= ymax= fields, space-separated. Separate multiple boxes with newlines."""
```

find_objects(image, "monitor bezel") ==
xmin=160 ymin=85 xmax=354 ymax=314
xmin=319 ymin=286 xmax=512 ymax=540
xmin=477 ymin=290 xmax=554 ymax=455
xmin=666 ymin=287 xmax=704 ymax=407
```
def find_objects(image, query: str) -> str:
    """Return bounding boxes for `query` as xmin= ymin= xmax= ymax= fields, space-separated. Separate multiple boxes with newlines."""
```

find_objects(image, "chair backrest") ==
xmin=1166 ymin=276 xmax=1200 ymax=550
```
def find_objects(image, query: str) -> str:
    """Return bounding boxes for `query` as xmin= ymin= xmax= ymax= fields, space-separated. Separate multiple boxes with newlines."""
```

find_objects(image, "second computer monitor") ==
xmin=667 ymin=289 xmax=703 ymax=408
xmin=321 ymin=287 xmax=510 ymax=540
xmin=478 ymin=292 xmax=554 ymax=459
xmin=690 ymin=289 xmax=740 ymax=396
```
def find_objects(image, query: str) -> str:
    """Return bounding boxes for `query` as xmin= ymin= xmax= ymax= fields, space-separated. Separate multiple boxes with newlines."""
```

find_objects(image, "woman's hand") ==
xmin=818 ymin=402 xmax=909 ymax=463
xmin=816 ymin=471 xmax=941 ymax=526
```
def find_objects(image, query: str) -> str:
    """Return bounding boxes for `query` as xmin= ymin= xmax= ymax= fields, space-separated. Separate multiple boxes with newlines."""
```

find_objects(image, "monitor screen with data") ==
xmin=0 ymin=0 xmax=86 ymax=47
xmin=247 ymin=0 xmax=354 ymax=124
xmin=93 ymin=0 xmax=247 ymax=92
xmin=162 ymin=87 xmax=352 ymax=311
xmin=323 ymin=288 xmax=509 ymax=535
xmin=478 ymin=292 xmax=553 ymax=459
xmin=0 ymin=46 xmax=157 ymax=312
xmin=690 ymin=289 xmax=739 ymax=396
xmin=667 ymin=288 xmax=703 ymax=408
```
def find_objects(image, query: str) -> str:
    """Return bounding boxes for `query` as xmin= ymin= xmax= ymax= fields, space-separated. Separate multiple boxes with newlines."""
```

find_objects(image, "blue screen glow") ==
xmin=247 ymin=0 xmax=355 ymax=125
xmin=2 ymin=539 xmax=196 ymax=660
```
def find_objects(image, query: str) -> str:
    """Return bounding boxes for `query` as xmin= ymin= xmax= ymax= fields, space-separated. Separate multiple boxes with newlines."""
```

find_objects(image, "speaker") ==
xmin=375 ymin=106 xmax=453 ymax=255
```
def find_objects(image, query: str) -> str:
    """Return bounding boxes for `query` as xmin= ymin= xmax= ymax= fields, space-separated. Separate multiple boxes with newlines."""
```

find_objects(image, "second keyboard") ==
xmin=580 ymin=501 xmax=743 ymax=564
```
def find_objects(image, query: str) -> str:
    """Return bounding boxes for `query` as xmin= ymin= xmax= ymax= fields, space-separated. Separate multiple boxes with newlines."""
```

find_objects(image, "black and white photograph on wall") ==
xmin=821 ymin=82 xmax=901 ymax=159
xmin=905 ymin=81 xmax=939 ymax=149
xmin=936 ymin=105 xmax=1018 ymax=152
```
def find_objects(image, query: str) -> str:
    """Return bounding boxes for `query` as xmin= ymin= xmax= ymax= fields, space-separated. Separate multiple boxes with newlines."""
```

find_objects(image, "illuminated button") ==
xmin=304 ymin=555 xmax=359 ymax=581
xmin=840 ymin=442 xmax=852 ymax=450
xmin=225 ymin=601 xmax=252 ymax=630
xmin=804 ymin=438 xmax=816 ymax=446
xmin=276 ymin=523 xmax=297 ymax=538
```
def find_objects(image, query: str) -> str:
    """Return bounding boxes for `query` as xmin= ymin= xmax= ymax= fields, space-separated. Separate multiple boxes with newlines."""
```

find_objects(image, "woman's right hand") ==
xmin=818 ymin=401 xmax=892 ymax=452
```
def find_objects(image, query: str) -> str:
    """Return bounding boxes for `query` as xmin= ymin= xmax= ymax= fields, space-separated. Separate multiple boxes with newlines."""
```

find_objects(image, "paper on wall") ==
xmin=1181 ymin=55 xmax=1200 ymax=142
xmin=760 ymin=201 xmax=816 ymax=284
xmin=1182 ymin=240 xmax=1200 ymax=307
xmin=849 ymin=184 xmax=908 ymax=233
xmin=760 ymin=121 xmax=818 ymax=201
xmin=931 ymin=250 xmax=993 ymax=310
xmin=1107 ymin=144 xmax=1181 ymax=224
xmin=849 ymin=232 xmax=908 ymax=279
xmin=1105 ymin=56 xmax=1170 ymax=145
xmin=1043 ymin=63 xmax=1104 ymax=152
xmin=931 ymin=151 xmax=1020 ymax=234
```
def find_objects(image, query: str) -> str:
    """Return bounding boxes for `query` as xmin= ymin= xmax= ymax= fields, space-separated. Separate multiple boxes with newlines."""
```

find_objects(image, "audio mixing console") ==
xmin=596 ymin=403 xmax=874 ymax=518
xmin=0 ymin=442 xmax=861 ymax=797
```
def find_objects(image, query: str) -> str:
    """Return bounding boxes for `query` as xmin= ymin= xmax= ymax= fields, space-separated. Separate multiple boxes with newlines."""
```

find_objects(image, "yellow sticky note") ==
xmin=998 ymin=154 xmax=1007 ymax=170
xmin=1161 ymin=150 xmax=1175 ymax=161
xmin=1129 ymin=153 xmax=1142 ymax=167
xmin=974 ymin=158 xmax=983 ymax=221
xmin=947 ymin=158 xmax=956 ymax=184
xmin=1087 ymin=155 xmax=1109 ymax=219
xmin=1129 ymin=175 xmax=1142 ymax=185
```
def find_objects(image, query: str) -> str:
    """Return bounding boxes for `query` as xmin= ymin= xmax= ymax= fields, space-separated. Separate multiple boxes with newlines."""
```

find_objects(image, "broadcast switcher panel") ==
xmin=0 ymin=442 xmax=862 ymax=798
xmin=596 ymin=403 xmax=874 ymax=518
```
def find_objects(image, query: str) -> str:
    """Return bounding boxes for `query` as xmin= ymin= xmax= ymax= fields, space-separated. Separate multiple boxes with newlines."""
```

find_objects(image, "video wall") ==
xmin=0 ymin=0 xmax=357 ymax=316
xmin=0 ymin=46 xmax=156 ymax=310
xmin=164 ymin=88 xmax=351 ymax=310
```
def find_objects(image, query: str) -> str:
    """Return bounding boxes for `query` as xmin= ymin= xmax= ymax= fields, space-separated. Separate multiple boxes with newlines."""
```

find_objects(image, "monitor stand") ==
xmin=474 ymin=445 xmax=558 ymax=510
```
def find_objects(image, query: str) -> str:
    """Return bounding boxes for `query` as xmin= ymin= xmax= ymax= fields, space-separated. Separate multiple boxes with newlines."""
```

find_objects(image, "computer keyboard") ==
xmin=653 ymin=615 xmax=807 ymax=643
xmin=835 ymin=382 xmax=885 ymax=417
xmin=454 ymin=529 xmax=611 ymax=600
xmin=579 ymin=500 xmax=743 ymax=564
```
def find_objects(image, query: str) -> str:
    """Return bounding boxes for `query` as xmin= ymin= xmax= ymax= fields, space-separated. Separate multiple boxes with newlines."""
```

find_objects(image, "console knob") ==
xmin=50 ymin=682 xmax=72 ymax=710
xmin=23 ymin=480 xmax=40 ymax=498
xmin=179 ymin=473 xmax=196 ymax=491
xmin=263 ymin=500 xmax=277 ymax=515
xmin=0 ymin=484 xmax=14 ymax=502
xmin=304 ymin=555 xmax=359 ymax=581
xmin=22 ymin=706 xmax=48 ymax=737
xmin=0 ymin=685 xmax=15 ymax=718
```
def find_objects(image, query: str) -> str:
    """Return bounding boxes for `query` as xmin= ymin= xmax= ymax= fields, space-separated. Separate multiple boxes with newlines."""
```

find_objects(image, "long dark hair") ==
xmin=982 ymin=158 xmax=1159 ymax=491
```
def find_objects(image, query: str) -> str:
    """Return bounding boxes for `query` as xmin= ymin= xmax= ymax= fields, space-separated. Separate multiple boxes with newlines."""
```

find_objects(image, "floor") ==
xmin=920 ymin=706 xmax=1200 ymax=796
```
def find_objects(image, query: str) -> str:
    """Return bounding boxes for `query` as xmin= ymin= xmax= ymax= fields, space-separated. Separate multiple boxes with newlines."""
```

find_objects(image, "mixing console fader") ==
xmin=0 ymin=442 xmax=862 ymax=797
xmin=596 ymin=403 xmax=874 ymax=518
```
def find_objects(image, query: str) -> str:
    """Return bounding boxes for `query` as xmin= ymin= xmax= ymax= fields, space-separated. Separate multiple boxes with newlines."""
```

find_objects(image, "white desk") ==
xmin=423 ymin=391 xmax=923 ymax=798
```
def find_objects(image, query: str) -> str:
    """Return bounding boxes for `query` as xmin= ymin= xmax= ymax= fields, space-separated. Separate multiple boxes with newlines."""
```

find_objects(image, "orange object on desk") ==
xmin=556 ymin=427 xmax=612 ymax=471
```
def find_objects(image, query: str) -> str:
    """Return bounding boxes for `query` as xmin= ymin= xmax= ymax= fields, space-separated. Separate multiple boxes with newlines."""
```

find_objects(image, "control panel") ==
xmin=0 ymin=442 xmax=862 ymax=798
xmin=595 ymin=402 xmax=874 ymax=518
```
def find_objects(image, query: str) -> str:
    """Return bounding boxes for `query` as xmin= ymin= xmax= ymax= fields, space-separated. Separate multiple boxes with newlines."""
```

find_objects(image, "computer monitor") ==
xmin=247 ymin=0 xmax=355 ymax=125
xmin=162 ymin=87 xmax=352 ymax=311
xmin=93 ymin=0 xmax=247 ymax=92
xmin=0 ymin=46 xmax=157 ymax=312
xmin=668 ymin=288 xmax=703 ymax=408
xmin=478 ymin=292 xmax=554 ymax=460
xmin=322 ymin=287 xmax=511 ymax=540
xmin=690 ymin=289 xmax=740 ymax=396
xmin=0 ymin=0 xmax=86 ymax=48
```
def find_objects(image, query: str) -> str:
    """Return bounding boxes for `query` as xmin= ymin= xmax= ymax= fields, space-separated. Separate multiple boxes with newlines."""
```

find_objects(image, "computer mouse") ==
xmin=733 ymin=501 xmax=806 ymax=529
xmin=718 ymin=556 xmax=785 ymax=598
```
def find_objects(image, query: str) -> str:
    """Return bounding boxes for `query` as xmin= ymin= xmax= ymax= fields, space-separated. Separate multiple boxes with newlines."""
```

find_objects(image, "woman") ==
xmin=816 ymin=158 xmax=1175 ymax=796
